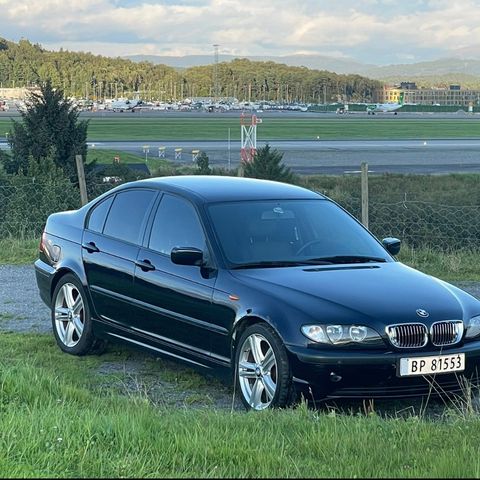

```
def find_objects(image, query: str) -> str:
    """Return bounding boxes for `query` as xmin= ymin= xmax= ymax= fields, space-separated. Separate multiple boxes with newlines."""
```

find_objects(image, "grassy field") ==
xmin=2 ymin=116 xmax=480 ymax=141
xmin=86 ymin=148 xmax=143 ymax=165
xmin=0 ymin=238 xmax=39 ymax=265
xmin=2 ymin=332 xmax=480 ymax=478
xmin=87 ymin=148 xmax=175 ymax=172
xmin=303 ymin=173 xmax=480 ymax=205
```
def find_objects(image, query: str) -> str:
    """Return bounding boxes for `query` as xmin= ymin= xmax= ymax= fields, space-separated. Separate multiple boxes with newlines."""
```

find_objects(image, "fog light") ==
xmin=349 ymin=326 xmax=367 ymax=342
xmin=326 ymin=325 xmax=343 ymax=343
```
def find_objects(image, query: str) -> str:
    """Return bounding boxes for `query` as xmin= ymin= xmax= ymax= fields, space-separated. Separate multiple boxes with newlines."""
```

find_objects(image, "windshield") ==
xmin=207 ymin=199 xmax=392 ymax=267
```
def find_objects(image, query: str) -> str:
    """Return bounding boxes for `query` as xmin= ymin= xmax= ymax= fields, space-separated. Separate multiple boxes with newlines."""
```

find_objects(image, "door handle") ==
xmin=135 ymin=259 xmax=155 ymax=272
xmin=82 ymin=241 xmax=100 ymax=253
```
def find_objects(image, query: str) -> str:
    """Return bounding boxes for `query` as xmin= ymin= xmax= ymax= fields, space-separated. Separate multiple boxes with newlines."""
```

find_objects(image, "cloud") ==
xmin=1 ymin=0 xmax=480 ymax=64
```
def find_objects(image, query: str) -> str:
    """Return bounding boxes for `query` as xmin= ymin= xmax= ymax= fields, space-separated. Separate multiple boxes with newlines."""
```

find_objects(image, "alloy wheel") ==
xmin=238 ymin=333 xmax=278 ymax=410
xmin=54 ymin=283 xmax=85 ymax=348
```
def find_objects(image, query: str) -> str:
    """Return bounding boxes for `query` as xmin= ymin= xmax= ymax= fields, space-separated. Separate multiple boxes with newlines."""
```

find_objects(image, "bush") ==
xmin=1 ymin=155 xmax=80 ymax=237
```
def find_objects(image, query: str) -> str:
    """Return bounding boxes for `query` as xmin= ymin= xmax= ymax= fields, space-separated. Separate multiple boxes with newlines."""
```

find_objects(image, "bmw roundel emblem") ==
xmin=416 ymin=309 xmax=429 ymax=318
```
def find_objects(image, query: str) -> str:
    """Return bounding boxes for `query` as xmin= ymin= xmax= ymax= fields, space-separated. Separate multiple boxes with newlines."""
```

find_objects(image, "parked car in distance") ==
xmin=35 ymin=176 xmax=480 ymax=410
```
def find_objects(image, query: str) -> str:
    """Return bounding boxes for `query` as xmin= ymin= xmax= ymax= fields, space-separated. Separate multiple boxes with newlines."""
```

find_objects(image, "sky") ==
xmin=1 ymin=0 xmax=480 ymax=65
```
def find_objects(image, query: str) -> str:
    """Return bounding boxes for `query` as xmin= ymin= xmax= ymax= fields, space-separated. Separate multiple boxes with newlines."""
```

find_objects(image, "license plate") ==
xmin=399 ymin=353 xmax=465 ymax=377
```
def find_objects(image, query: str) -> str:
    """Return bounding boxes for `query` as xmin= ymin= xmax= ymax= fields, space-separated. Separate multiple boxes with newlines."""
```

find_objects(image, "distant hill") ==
xmin=363 ymin=59 xmax=480 ymax=89
xmin=125 ymin=54 xmax=373 ymax=75
xmin=376 ymin=73 xmax=480 ymax=90
xmin=127 ymin=54 xmax=480 ymax=88
xmin=364 ymin=58 xmax=480 ymax=78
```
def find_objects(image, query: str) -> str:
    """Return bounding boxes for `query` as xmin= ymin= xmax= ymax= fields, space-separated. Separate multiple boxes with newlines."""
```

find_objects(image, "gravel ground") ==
xmin=1 ymin=264 xmax=480 ymax=414
xmin=0 ymin=264 xmax=51 ymax=333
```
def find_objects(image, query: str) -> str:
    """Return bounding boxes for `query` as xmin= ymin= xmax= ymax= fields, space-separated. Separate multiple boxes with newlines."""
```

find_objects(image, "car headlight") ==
xmin=301 ymin=324 xmax=382 ymax=345
xmin=465 ymin=315 xmax=480 ymax=339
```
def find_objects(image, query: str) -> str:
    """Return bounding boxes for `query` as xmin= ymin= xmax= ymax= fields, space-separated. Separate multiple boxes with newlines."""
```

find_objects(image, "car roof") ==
xmin=118 ymin=176 xmax=324 ymax=203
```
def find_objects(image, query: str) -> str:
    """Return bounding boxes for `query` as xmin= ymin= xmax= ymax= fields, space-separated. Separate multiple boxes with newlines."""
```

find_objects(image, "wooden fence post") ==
xmin=361 ymin=162 xmax=369 ymax=229
xmin=75 ymin=154 xmax=88 ymax=206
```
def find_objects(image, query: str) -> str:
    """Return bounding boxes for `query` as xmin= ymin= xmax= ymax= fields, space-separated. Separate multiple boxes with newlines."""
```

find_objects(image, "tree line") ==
xmin=0 ymin=38 xmax=381 ymax=103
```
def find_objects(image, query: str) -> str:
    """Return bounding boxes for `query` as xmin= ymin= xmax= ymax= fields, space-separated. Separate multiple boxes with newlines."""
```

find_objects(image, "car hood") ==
xmin=231 ymin=262 xmax=480 ymax=326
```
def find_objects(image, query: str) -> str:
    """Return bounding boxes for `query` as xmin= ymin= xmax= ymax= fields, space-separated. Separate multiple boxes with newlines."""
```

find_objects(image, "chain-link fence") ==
xmin=1 ymin=177 xmax=479 ymax=250
xmin=0 ymin=178 xmax=111 ymax=238
xmin=335 ymin=195 xmax=480 ymax=250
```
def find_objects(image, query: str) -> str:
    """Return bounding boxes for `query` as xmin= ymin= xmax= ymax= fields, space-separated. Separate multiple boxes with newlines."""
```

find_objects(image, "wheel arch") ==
xmin=50 ymin=267 xmax=87 ymax=302
xmin=231 ymin=314 xmax=282 ymax=360
xmin=231 ymin=314 xmax=296 ymax=410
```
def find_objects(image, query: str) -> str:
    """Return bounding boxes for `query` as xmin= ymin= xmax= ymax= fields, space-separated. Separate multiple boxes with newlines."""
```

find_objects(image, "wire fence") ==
xmin=339 ymin=196 xmax=480 ymax=250
xmin=1 ymin=178 xmax=479 ymax=250
xmin=0 ymin=178 xmax=109 ymax=238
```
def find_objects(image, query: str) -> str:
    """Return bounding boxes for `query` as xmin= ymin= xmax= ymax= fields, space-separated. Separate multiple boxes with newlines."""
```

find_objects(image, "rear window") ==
xmin=103 ymin=189 xmax=156 ymax=244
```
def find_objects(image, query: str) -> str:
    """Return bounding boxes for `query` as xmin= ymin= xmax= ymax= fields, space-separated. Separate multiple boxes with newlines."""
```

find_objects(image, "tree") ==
xmin=195 ymin=151 xmax=212 ymax=175
xmin=243 ymin=144 xmax=295 ymax=183
xmin=7 ymin=79 xmax=88 ymax=180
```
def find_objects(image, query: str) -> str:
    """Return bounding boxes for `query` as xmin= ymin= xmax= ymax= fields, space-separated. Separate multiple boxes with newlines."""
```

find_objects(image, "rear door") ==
xmin=132 ymin=193 xmax=224 ymax=356
xmin=82 ymin=188 xmax=157 ymax=327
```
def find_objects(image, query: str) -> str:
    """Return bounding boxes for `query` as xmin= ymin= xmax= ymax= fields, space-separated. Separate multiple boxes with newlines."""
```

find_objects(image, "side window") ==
xmin=87 ymin=195 xmax=114 ymax=233
xmin=103 ymin=189 xmax=156 ymax=244
xmin=149 ymin=194 xmax=206 ymax=255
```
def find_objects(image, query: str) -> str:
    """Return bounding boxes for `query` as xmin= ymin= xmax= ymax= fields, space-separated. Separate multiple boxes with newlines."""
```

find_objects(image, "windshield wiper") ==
xmin=307 ymin=255 xmax=387 ymax=264
xmin=232 ymin=259 xmax=333 ymax=270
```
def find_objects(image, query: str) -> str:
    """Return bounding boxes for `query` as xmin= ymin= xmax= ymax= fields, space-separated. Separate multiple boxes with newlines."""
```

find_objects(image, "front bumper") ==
xmin=286 ymin=342 xmax=480 ymax=399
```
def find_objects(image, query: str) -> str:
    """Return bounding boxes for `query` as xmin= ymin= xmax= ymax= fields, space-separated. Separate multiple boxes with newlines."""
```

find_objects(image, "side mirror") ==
xmin=171 ymin=247 xmax=204 ymax=266
xmin=382 ymin=237 xmax=401 ymax=256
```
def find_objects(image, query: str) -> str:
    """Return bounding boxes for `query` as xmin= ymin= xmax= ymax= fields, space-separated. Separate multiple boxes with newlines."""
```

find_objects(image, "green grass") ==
xmin=0 ymin=238 xmax=39 ymax=265
xmin=86 ymin=148 xmax=144 ymax=165
xmin=303 ymin=173 xmax=480 ymax=205
xmin=87 ymin=148 xmax=176 ymax=172
xmin=398 ymin=246 xmax=480 ymax=281
xmin=2 ymin=332 xmax=480 ymax=478
xmin=2 ymin=117 xmax=480 ymax=141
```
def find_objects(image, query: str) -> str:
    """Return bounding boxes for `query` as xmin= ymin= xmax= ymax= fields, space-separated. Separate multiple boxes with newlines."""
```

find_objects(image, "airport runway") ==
xmin=2 ymin=138 xmax=480 ymax=175
xmin=84 ymin=139 xmax=480 ymax=175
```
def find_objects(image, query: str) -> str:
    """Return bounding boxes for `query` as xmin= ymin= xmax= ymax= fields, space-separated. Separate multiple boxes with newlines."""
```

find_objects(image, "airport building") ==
xmin=375 ymin=84 xmax=480 ymax=107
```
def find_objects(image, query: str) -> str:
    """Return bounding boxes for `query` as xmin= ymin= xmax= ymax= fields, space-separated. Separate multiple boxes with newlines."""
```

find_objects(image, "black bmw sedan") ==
xmin=35 ymin=176 xmax=480 ymax=410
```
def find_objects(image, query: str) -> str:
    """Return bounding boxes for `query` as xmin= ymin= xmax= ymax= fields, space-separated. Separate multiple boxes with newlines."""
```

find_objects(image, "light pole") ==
xmin=143 ymin=145 xmax=150 ymax=163
xmin=227 ymin=127 xmax=231 ymax=170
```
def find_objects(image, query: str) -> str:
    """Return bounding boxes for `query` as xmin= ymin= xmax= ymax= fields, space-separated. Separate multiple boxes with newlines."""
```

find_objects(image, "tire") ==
xmin=235 ymin=322 xmax=294 ymax=410
xmin=51 ymin=273 xmax=101 ymax=356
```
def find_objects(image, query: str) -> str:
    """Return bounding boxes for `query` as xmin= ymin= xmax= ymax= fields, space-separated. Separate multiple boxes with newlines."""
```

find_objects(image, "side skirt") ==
xmin=92 ymin=317 xmax=232 ymax=373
